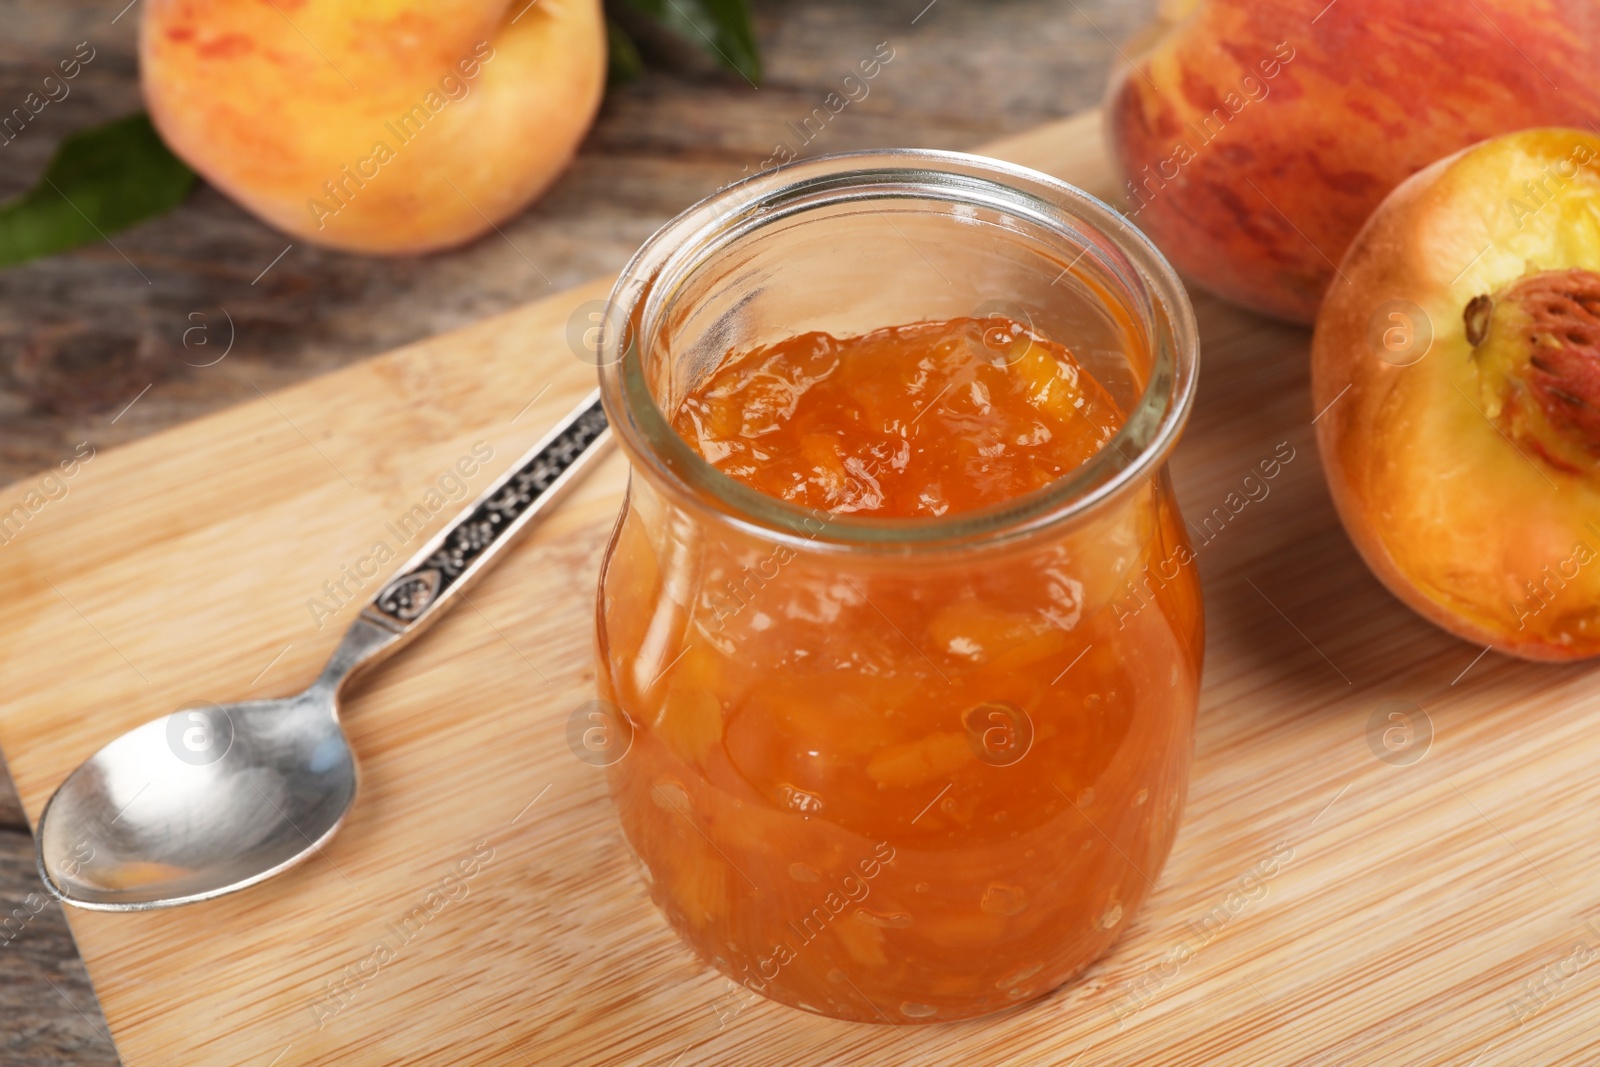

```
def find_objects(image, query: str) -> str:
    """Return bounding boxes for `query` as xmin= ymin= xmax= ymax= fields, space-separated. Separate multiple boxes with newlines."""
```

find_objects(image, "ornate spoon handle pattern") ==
xmin=314 ymin=391 xmax=612 ymax=690
xmin=365 ymin=393 xmax=610 ymax=631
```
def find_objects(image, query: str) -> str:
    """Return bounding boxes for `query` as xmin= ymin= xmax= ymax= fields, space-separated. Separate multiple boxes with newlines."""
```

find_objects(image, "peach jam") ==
xmin=594 ymin=151 xmax=1201 ymax=1023
xmin=670 ymin=318 xmax=1125 ymax=516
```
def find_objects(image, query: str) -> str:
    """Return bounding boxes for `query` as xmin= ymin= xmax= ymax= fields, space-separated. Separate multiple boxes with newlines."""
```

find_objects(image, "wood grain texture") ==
xmin=5 ymin=90 xmax=1600 ymax=1067
xmin=0 ymin=831 xmax=117 ymax=1067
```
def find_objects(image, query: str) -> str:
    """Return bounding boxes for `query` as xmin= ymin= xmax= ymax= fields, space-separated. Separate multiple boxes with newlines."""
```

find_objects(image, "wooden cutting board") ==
xmin=4 ymin=108 xmax=1600 ymax=1067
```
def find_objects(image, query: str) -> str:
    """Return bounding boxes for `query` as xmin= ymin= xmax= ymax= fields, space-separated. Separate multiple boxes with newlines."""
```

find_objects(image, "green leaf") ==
xmin=0 ymin=112 xmax=195 ymax=270
xmin=616 ymin=0 xmax=761 ymax=85
xmin=607 ymin=17 xmax=646 ymax=87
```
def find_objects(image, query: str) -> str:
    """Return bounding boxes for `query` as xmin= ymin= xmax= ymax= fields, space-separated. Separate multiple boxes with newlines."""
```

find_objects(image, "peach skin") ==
xmin=1312 ymin=128 xmax=1600 ymax=660
xmin=1107 ymin=0 xmax=1600 ymax=324
xmin=141 ymin=0 xmax=605 ymax=255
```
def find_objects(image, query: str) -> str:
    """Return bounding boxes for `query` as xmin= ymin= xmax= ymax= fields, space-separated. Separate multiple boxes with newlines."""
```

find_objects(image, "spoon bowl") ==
xmin=37 ymin=693 xmax=355 ymax=910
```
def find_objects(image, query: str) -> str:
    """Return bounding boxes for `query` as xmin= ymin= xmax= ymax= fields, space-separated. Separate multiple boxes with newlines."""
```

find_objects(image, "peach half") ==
xmin=141 ymin=0 xmax=605 ymax=254
xmin=1313 ymin=128 xmax=1600 ymax=660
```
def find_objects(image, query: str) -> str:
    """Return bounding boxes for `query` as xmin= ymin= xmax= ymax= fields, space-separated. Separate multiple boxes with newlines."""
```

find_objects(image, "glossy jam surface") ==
xmin=671 ymin=317 xmax=1124 ymax=516
xmin=599 ymin=316 xmax=1201 ymax=1022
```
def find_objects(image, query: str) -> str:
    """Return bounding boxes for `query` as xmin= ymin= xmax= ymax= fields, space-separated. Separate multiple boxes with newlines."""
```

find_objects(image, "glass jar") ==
xmin=594 ymin=150 xmax=1201 ymax=1023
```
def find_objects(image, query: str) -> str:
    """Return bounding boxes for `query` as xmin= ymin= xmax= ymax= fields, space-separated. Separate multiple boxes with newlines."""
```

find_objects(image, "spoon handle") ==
xmin=316 ymin=390 xmax=612 ymax=691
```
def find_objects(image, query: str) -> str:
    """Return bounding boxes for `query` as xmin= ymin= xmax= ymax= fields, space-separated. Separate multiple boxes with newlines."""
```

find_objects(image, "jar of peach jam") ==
xmin=594 ymin=151 xmax=1201 ymax=1023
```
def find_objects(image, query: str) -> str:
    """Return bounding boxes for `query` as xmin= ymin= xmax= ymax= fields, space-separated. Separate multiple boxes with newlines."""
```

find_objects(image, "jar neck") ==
xmin=598 ymin=150 xmax=1199 ymax=555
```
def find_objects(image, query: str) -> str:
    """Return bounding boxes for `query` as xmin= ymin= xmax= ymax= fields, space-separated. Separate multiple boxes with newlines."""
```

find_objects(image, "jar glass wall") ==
xmin=595 ymin=150 xmax=1201 ymax=1023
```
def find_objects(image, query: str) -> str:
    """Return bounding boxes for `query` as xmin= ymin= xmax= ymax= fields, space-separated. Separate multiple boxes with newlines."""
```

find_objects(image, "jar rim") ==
xmin=597 ymin=148 xmax=1200 ymax=553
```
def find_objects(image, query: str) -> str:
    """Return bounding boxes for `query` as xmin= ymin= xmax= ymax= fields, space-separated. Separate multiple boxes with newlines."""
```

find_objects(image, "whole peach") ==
xmin=1107 ymin=0 xmax=1600 ymax=324
xmin=1313 ymin=128 xmax=1600 ymax=660
xmin=141 ymin=0 xmax=605 ymax=255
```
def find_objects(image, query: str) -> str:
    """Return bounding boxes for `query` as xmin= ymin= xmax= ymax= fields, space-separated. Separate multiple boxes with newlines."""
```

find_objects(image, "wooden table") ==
xmin=0 ymin=1 xmax=1154 ymax=1062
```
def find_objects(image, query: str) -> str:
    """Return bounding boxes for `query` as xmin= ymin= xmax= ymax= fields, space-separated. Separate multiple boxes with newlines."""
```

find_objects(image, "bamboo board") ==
xmin=3 ymin=108 xmax=1600 ymax=1066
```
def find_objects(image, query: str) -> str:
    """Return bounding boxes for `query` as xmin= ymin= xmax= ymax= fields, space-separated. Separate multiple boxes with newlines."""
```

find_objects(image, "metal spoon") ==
xmin=36 ymin=392 xmax=611 ymax=911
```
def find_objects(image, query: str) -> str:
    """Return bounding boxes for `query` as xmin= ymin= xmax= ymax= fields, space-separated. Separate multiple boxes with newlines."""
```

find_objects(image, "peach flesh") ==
xmin=1312 ymin=128 xmax=1600 ymax=660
